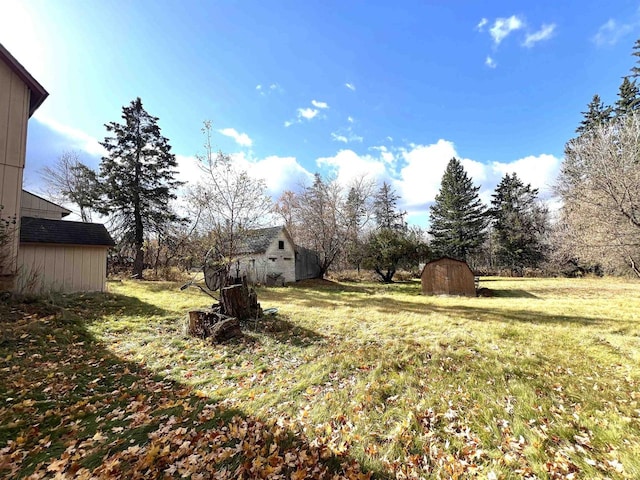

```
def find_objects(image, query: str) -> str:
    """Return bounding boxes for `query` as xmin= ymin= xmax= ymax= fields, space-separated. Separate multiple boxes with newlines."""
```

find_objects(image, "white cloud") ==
xmin=186 ymin=151 xmax=312 ymax=195
xmin=232 ymin=152 xmax=313 ymax=194
xmin=523 ymin=23 xmax=556 ymax=47
xmin=317 ymin=149 xmax=386 ymax=187
xmin=311 ymin=100 xmax=329 ymax=109
xmin=489 ymin=15 xmax=524 ymax=45
xmin=476 ymin=18 xmax=488 ymax=31
xmin=490 ymin=153 xmax=561 ymax=196
xmin=593 ymin=19 xmax=634 ymax=46
xmin=331 ymin=131 xmax=363 ymax=143
xmin=256 ymin=83 xmax=281 ymax=96
xmin=370 ymin=145 xmax=395 ymax=164
xmin=218 ymin=127 xmax=253 ymax=147
xmin=397 ymin=140 xmax=561 ymax=221
xmin=34 ymin=115 xmax=105 ymax=157
xmin=345 ymin=82 xmax=356 ymax=91
xmin=297 ymin=107 xmax=318 ymax=120
xmin=175 ymin=154 xmax=202 ymax=187
xmin=347 ymin=116 xmax=354 ymax=123
xmin=398 ymin=139 xmax=461 ymax=207
xmin=286 ymin=101 xmax=327 ymax=125
xmin=485 ymin=56 xmax=497 ymax=68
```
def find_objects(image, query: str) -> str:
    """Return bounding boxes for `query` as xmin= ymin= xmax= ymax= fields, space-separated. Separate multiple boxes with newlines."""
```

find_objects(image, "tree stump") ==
xmin=221 ymin=277 xmax=262 ymax=320
xmin=187 ymin=309 xmax=242 ymax=342
xmin=209 ymin=317 xmax=242 ymax=343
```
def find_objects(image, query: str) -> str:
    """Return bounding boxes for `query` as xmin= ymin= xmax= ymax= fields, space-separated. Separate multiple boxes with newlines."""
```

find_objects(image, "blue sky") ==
xmin=2 ymin=0 xmax=640 ymax=225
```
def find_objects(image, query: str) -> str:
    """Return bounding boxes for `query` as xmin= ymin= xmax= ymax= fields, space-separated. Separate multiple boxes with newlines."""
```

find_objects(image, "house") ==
xmin=234 ymin=226 xmax=297 ymax=285
xmin=1 ymin=43 xmax=48 ymax=291
xmin=420 ymin=257 xmax=476 ymax=296
xmin=0 ymin=44 xmax=114 ymax=293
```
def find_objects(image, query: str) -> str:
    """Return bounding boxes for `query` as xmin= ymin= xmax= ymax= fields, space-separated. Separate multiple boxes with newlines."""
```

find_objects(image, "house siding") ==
xmin=21 ymin=191 xmax=70 ymax=219
xmin=16 ymin=244 xmax=109 ymax=293
xmin=0 ymin=59 xmax=30 ymax=279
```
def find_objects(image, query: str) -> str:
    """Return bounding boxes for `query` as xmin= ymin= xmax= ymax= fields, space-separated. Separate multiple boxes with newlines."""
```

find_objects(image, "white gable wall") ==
xmin=235 ymin=229 xmax=296 ymax=284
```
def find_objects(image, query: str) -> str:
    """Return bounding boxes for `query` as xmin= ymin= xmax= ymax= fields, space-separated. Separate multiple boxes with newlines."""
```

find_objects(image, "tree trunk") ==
xmin=220 ymin=277 xmax=262 ymax=320
xmin=187 ymin=310 xmax=242 ymax=343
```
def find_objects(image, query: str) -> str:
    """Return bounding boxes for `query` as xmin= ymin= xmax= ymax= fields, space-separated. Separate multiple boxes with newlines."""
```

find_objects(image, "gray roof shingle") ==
xmin=20 ymin=217 xmax=115 ymax=247
xmin=238 ymin=226 xmax=283 ymax=254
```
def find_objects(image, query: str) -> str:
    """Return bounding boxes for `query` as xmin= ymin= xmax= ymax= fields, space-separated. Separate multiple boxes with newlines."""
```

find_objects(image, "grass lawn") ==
xmin=1 ymin=276 xmax=639 ymax=479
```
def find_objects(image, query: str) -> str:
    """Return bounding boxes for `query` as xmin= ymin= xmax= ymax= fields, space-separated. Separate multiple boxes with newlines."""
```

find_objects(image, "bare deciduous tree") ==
xmin=187 ymin=121 xmax=273 ymax=275
xmin=40 ymin=151 xmax=100 ymax=222
xmin=291 ymin=174 xmax=347 ymax=278
xmin=557 ymin=114 xmax=640 ymax=276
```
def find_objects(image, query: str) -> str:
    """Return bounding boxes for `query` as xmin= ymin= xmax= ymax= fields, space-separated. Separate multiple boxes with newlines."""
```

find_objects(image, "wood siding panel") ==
xmin=20 ymin=191 xmax=69 ymax=219
xmin=16 ymin=245 xmax=108 ymax=293
xmin=421 ymin=258 xmax=476 ymax=296
xmin=236 ymin=230 xmax=297 ymax=284
xmin=1 ymin=58 xmax=30 ymax=281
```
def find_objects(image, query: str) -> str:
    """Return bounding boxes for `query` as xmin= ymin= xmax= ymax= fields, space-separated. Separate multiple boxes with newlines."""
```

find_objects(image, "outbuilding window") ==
xmin=278 ymin=240 xmax=285 ymax=250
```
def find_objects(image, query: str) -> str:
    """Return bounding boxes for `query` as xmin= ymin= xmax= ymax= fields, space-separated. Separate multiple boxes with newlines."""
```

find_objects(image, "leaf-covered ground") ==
xmin=1 ymin=276 xmax=639 ymax=479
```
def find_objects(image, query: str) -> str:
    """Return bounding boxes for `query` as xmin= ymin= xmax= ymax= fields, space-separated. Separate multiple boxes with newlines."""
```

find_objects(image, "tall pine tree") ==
xmin=99 ymin=98 xmax=184 ymax=279
xmin=630 ymin=38 xmax=640 ymax=78
xmin=575 ymin=94 xmax=612 ymax=134
xmin=429 ymin=158 xmax=487 ymax=261
xmin=614 ymin=77 xmax=640 ymax=117
xmin=490 ymin=173 xmax=548 ymax=274
xmin=373 ymin=181 xmax=406 ymax=231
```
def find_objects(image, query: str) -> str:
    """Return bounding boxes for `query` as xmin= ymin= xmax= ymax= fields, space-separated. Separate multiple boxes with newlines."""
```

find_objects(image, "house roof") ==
xmin=238 ymin=226 xmax=287 ymax=254
xmin=20 ymin=217 xmax=115 ymax=247
xmin=0 ymin=43 xmax=49 ymax=116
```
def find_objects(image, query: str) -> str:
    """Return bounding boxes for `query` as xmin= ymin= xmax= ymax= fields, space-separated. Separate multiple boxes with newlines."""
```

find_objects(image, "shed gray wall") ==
xmin=295 ymin=246 xmax=321 ymax=281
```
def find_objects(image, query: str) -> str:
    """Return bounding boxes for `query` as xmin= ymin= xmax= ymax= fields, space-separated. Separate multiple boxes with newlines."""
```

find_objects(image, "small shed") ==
xmin=421 ymin=257 xmax=476 ymax=296
xmin=16 ymin=216 xmax=115 ymax=293
xmin=235 ymin=226 xmax=296 ymax=284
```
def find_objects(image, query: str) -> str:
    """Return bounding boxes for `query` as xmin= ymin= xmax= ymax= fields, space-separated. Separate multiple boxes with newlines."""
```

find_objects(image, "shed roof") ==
xmin=0 ymin=43 xmax=49 ymax=116
xmin=238 ymin=226 xmax=287 ymax=254
xmin=424 ymin=256 xmax=472 ymax=268
xmin=20 ymin=217 xmax=115 ymax=247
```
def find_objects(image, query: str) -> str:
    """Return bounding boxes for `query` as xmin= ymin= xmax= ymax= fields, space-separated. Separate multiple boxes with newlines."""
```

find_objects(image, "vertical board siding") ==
xmin=20 ymin=191 xmax=69 ymax=219
xmin=421 ymin=258 xmax=476 ymax=296
xmin=16 ymin=245 xmax=108 ymax=293
xmin=0 ymin=59 xmax=30 ymax=278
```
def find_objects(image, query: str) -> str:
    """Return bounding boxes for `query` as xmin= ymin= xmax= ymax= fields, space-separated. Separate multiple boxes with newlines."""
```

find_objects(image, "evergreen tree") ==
xmin=630 ymin=38 xmax=640 ymax=78
xmin=614 ymin=77 xmax=640 ymax=117
xmin=490 ymin=173 xmax=548 ymax=274
xmin=373 ymin=181 xmax=406 ymax=231
xmin=99 ymin=98 xmax=184 ymax=279
xmin=575 ymin=94 xmax=612 ymax=134
xmin=344 ymin=185 xmax=368 ymax=271
xmin=362 ymin=182 xmax=420 ymax=282
xmin=428 ymin=157 xmax=487 ymax=261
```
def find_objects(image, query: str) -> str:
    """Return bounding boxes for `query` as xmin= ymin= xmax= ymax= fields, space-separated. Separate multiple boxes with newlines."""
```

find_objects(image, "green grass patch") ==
xmin=1 ymin=276 xmax=639 ymax=478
